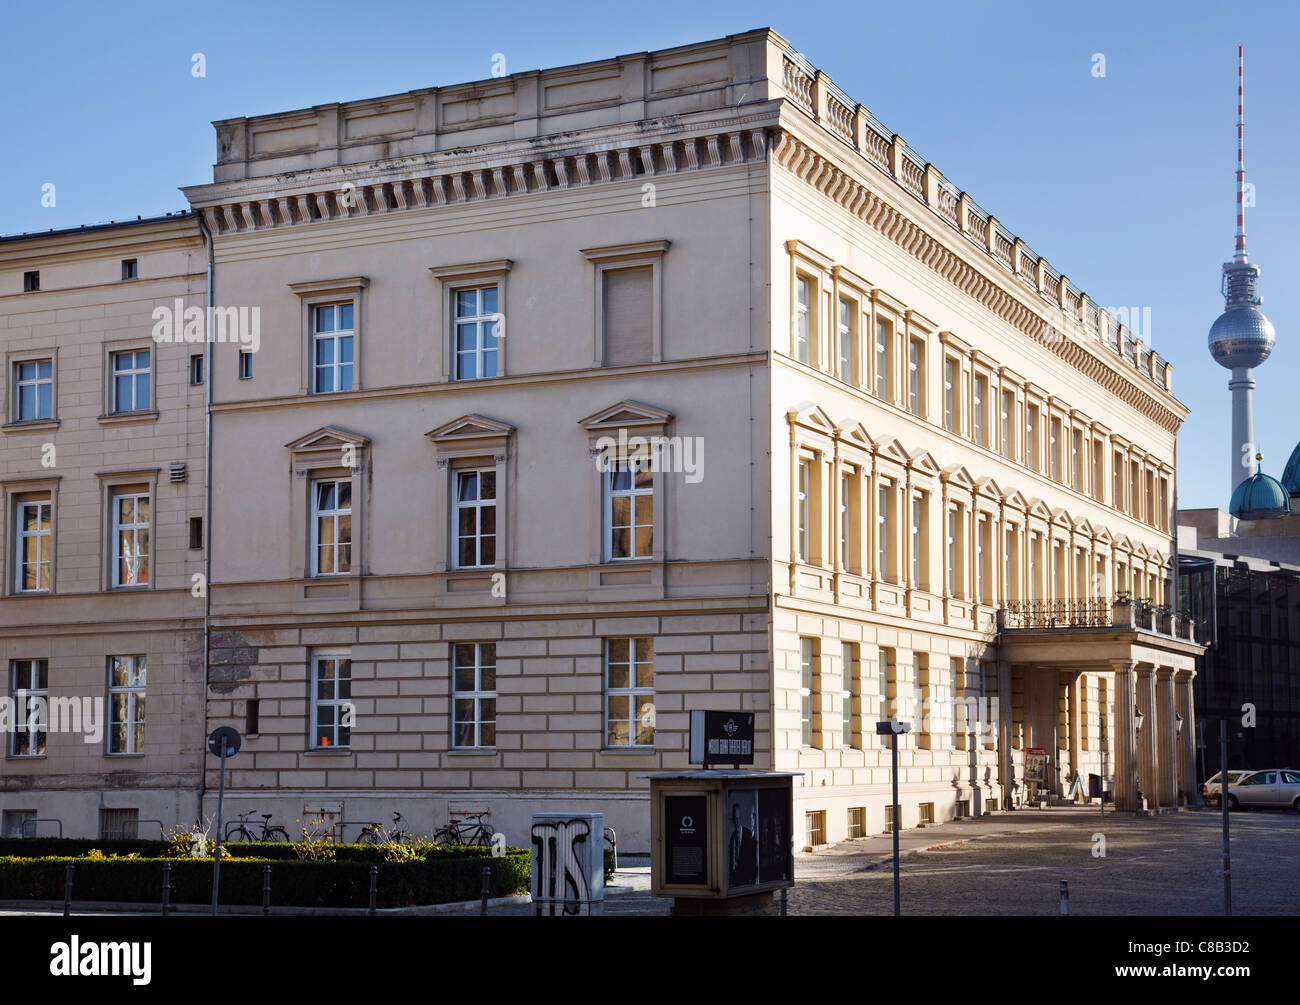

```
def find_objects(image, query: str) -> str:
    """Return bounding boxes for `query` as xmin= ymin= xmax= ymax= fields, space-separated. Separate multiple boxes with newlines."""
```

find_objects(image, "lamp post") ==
xmin=876 ymin=718 xmax=911 ymax=917
xmin=1134 ymin=705 xmax=1145 ymax=810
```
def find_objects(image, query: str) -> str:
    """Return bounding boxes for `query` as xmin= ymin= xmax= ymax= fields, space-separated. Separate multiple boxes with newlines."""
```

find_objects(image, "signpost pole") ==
xmin=1220 ymin=719 xmax=1231 ymax=917
xmin=211 ymin=740 xmax=227 ymax=916
xmin=891 ymin=729 xmax=900 ymax=918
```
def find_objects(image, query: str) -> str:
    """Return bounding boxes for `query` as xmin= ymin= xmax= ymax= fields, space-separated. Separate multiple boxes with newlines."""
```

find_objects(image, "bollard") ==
xmin=779 ymin=888 xmax=788 ymax=917
xmin=480 ymin=865 xmax=491 ymax=916
xmin=368 ymin=865 xmax=378 ymax=915
xmin=63 ymin=862 xmax=75 ymax=917
xmin=263 ymin=864 xmax=272 ymax=917
xmin=1060 ymin=880 xmax=1069 ymax=916
xmin=161 ymin=863 xmax=172 ymax=917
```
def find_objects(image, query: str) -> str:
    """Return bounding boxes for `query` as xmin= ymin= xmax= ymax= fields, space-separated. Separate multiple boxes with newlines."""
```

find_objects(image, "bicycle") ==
xmin=357 ymin=812 xmax=415 ymax=845
xmin=434 ymin=811 xmax=493 ymax=847
xmin=225 ymin=811 xmax=290 ymax=842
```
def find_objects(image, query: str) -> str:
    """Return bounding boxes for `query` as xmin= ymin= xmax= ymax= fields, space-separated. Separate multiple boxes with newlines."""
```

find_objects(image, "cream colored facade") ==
xmin=1 ymin=29 xmax=1202 ymax=850
xmin=0 ymin=216 xmax=208 ymax=837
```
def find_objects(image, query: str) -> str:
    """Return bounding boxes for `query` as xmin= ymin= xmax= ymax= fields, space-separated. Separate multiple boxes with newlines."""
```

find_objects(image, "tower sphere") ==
xmin=1208 ymin=303 xmax=1275 ymax=369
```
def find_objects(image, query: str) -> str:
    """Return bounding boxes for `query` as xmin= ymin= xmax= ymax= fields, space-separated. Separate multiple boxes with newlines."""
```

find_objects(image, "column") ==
xmin=1136 ymin=664 xmax=1157 ymax=811
xmin=997 ymin=660 xmax=1012 ymax=810
xmin=1176 ymin=668 xmax=1197 ymax=805
xmin=1157 ymin=667 xmax=1178 ymax=808
xmin=1112 ymin=661 xmax=1138 ymax=812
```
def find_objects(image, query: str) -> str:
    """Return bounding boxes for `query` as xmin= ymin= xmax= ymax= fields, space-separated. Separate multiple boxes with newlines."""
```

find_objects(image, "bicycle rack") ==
xmin=19 ymin=818 xmax=63 ymax=838
xmin=603 ymin=826 xmax=617 ymax=873
xmin=126 ymin=819 xmax=166 ymax=840
xmin=333 ymin=820 xmax=381 ymax=843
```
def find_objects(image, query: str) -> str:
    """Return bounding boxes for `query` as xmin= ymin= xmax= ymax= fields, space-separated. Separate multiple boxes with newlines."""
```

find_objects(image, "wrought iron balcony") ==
xmin=998 ymin=595 xmax=1200 ymax=642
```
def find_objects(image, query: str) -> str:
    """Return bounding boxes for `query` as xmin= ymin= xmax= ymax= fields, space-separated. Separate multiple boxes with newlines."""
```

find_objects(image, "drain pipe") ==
xmin=196 ymin=210 xmax=214 ymax=825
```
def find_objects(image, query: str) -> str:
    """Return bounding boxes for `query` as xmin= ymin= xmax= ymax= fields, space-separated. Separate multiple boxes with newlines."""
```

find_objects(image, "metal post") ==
xmin=368 ymin=865 xmax=378 ymax=915
xmin=211 ymin=741 xmax=228 ymax=916
xmin=1060 ymin=880 xmax=1069 ymax=916
xmin=161 ymin=863 xmax=171 ymax=917
xmin=262 ymin=864 xmax=272 ymax=917
xmin=63 ymin=862 xmax=74 ymax=917
xmin=891 ymin=730 xmax=901 ymax=918
xmin=779 ymin=887 xmax=788 ymax=917
xmin=1221 ymin=719 xmax=1231 ymax=916
xmin=480 ymin=865 xmax=491 ymax=916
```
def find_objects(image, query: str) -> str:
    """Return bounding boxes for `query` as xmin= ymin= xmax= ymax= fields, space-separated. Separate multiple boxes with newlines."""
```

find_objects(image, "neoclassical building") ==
xmin=1 ymin=29 xmax=1202 ymax=848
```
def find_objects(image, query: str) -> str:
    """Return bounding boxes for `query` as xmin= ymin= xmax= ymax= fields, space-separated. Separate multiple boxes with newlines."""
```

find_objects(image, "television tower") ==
xmin=1208 ymin=46 xmax=1276 ymax=494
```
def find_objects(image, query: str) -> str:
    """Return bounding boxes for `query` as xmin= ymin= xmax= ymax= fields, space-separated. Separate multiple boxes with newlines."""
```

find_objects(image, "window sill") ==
xmin=600 ymin=747 xmax=656 ymax=754
xmin=5 ymin=754 xmax=46 ymax=761
xmin=109 ymin=584 xmax=152 ymax=593
xmin=304 ymin=749 xmax=352 ymax=756
xmin=445 ymin=749 xmax=498 ymax=756
xmin=2 ymin=419 xmax=59 ymax=433
xmin=98 ymin=410 xmax=159 ymax=426
xmin=106 ymin=753 xmax=146 ymax=758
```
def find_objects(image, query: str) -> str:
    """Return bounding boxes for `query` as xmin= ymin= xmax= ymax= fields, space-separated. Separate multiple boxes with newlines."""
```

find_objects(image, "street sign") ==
xmin=689 ymin=710 xmax=754 ymax=767
xmin=208 ymin=726 xmax=241 ymax=758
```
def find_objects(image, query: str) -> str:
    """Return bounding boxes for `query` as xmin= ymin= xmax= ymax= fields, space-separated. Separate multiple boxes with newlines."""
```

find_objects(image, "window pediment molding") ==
xmin=580 ymin=400 xmax=673 ymax=438
xmin=907 ymin=449 xmax=940 ymax=477
xmin=288 ymin=276 xmax=369 ymax=298
xmin=1003 ymin=489 xmax=1029 ymax=512
xmin=427 ymin=258 xmax=513 ymax=282
xmin=785 ymin=402 xmax=836 ymax=439
xmin=875 ymin=438 xmax=910 ymax=469
xmin=975 ymin=477 xmax=1004 ymax=500
xmin=784 ymin=239 xmax=833 ymax=272
xmin=581 ymin=241 xmax=670 ymax=265
xmin=287 ymin=426 xmax=371 ymax=474
xmin=427 ymin=413 xmax=515 ymax=467
xmin=940 ymin=465 xmax=976 ymax=491
xmin=904 ymin=308 xmax=936 ymax=335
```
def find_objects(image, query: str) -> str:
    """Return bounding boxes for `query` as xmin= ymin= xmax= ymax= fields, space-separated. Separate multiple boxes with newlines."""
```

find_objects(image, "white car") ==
xmin=1224 ymin=768 xmax=1300 ymax=811
xmin=1201 ymin=770 xmax=1249 ymax=805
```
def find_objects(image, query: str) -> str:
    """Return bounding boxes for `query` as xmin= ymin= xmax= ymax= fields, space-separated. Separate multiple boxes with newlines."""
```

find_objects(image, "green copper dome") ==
xmin=1282 ymin=442 xmax=1300 ymax=496
xmin=1229 ymin=468 xmax=1290 ymax=520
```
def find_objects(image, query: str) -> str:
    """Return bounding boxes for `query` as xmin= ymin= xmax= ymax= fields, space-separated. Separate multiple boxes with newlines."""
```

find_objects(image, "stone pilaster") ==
xmin=1112 ymin=661 xmax=1138 ymax=812
xmin=1157 ymin=667 xmax=1178 ymax=808
xmin=1136 ymin=664 xmax=1157 ymax=811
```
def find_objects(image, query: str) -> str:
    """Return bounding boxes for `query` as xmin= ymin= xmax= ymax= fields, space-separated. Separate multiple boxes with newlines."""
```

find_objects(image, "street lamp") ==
xmin=1175 ymin=712 xmax=1184 ymax=734
xmin=1133 ymin=706 xmax=1145 ymax=810
xmin=1134 ymin=706 xmax=1145 ymax=733
xmin=876 ymin=718 xmax=912 ymax=917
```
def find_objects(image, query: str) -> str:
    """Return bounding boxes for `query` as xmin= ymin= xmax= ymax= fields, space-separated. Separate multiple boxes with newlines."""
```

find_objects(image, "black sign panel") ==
xmin=689 ymin=710 xmax=755 ymax=767
xmin=725 ymin=785 xmax=792 ymax=891
xmin=664 ymin=795 xmax=709 ymax=886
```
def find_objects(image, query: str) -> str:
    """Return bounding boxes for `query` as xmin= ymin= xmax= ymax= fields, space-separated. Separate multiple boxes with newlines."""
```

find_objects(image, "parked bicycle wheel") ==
xmin=226 ymin=826 xmax=253 ymax=842
xmin=432 ymin=826 xmax=459 ymax=845
xmin=356 ymin=828 xmax=379 ymax=845
xmin=264 ymin=827 xmax=290 ymax=842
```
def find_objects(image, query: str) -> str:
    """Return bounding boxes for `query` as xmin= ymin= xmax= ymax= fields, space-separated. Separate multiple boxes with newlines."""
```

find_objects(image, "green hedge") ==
xmin=0 ymin=838 xmax=169 ymax=859
xmin=0 ymin=837 xmax=510 ymax=863
xmin=0 ymin=852 xmax=530 ymax=908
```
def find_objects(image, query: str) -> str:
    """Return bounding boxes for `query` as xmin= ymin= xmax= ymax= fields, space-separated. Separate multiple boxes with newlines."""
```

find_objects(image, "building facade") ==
xmin=1 ymin=29 xmax=1203 ymax=849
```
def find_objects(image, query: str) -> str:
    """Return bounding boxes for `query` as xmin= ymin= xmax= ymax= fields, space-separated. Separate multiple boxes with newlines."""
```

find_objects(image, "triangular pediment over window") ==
xmin=285 ymin=425 xmax=371 ymax=453
xmin=579 ymin=400 xmax=673 ymax=435
xmin=426 ymin=414 xmax=515 ymax=464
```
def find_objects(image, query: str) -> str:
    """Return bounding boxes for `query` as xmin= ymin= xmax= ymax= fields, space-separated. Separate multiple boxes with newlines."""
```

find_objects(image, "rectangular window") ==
xmin=99 ymin=808 xmax=140 ymax=841
xmin=847 ymin=807 xmax=866 ymax=839
xmin=910 ymin=493 xmax=925 ymax=588
xmin=121 ymin=259 xmax=138 ymax=280
xmin=975 ymin=516 xmax=987 ymax=604
xmin=918 ymin=802 xmax=935 ymax=825
xmin=454 ymin=286 xmax=500 ymax=380
xmin=15 ymin=498 xmax=52 ymax=593
xmin=603 ymin=267 xmax=652 ymax=365
xmin=238 ymin=350 xmax=252 ymax=379
xmin=907 ymin=338 xmax=923 ymax=416
xmin=312 ymin=303 xmax=354 ymax=393
xmin=14 ymin=359 xmax=53 ymax=421
xmin=1027 ymin=405 xmax=1039 ymax=471
xmin=23 ymin=271 xmax=39 ymax=293
xmin=1158 ymin=477 xmax=1169 ymax=531
xmin=107 ymin=655 xmax=146 ymax=754
xmin=912 ymin=652 xmax=927 ymax=747
xmin=310 ymin=653 xmax=351 ymax=749
xmin=188 ymin=516 xmax=203 ymax=550
xmin=1050 ymin=417 xmax=1061 ymax=481
xmin=973 ymin=375 xmax=986 ymax=446
xmin=605 ymin=638 xmax=654 ymax=747
xmin=806 ymin=810 xmax=826 ymax=848
xmin=943 ymin=358 xmax=957 ymax=432
xmin=1001 ymin=391 xmax=1014 ymax=458
xmin=1071 ymin=430 xmax=1082 ymax=490
xmin=9 ymin=659 xmax=48 ymax=756
xmin=189 ymin=354 xmax=204 ymax=386
xmin=1130 ymin=461 xmax=1140 ymax=517
xmin=797 ymin=460 xmax=810 ymax=563
xmin=878 ymin=647 xmax=893 ymax=724
xmin=454 ymin=469 xmax=497 ymax=568
xmin=1146 ymin=471 xmax=1156 ymax=526
xmin=839 ymin=472 xmax=852 ymax=569
xmin=1113 ymin=451 xmax=1123 ymax=509
xmin=877 ymin=484 xmax=890 ymax=582
xmin=794 ymin=276 xmax=810 ymax=364
xmin=246 ymin=697 xmax=260 ymax=736
xmin=111 ymin=490 xmax=150 ymax=587
xmin=453 ymin=642 xmax=497 ymax=748
xmin=837 ymin=298 xmax=853 ymax=381
xmin=800 ymin=637 xmax=815 ymax=747
xmin=875 ymin=320 xmax=890 ymax=400
xmin=841 ymin=642 xmax=855 ymax=746
xmin=947 ymin=507 xmax=960 ymax=598
xmin=111 ymin=349 xmax=150 ymax=413
xmin=606 ymin=458 xmax=653 ymax=560
xmin=311 ymin=479 xmax=352 ymax=576
xmin=1093 ymin=440 xmax=1104 ymax=500
xmin=949 ymin=657 xmax=962 ymax=746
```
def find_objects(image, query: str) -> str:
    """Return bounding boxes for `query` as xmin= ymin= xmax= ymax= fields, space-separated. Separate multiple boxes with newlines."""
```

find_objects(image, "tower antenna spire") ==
xmin=1234 ymin=44 xmax=1248 ymax=264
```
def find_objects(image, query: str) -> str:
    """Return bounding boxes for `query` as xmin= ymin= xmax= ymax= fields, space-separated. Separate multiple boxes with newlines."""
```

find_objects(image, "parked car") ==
xmin=1202 ymin=770 xmax=1249 ymax=805
xmin=1223 ymin=768 xmax=1300 ymax=811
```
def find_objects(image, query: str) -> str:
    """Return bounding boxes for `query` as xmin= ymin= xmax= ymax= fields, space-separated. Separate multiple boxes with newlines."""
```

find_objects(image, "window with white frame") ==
xmin=840 ymin=471 xmax=853 ymax=569
xmin=1001 ymin=390 xmax=1014 ymax=458
xmin=947 ymin=506 xmax=962 ymax=598
xmin=800 ymin=637 xmax=815 ymax=747
xmin=311 ymin=479 xmax=352 ymax=576
xmin=973 ymin=374 xmax=987 ymax=446
xmin=912 ymin=652 xmax=927 ymax=747
xmin=110 ymin=349 xmax=150 ymax=413
xmin=878 ymin=647 xmax=893 ymax=724
xmin=910 ymin=492 xmax=925 ymax=589
xmin=840 ymin=642 xmax=855 ymax=746
xmin=15 ymin=497 xmax=52 ymax=593
xmin=793 ymin=276 xmax=811 ymax=364
xmin=10 ymin=659 xmax=47 ymax=756
xmin=1071 ymin=429 xmax=1082 ymax=490
xmin=605 ymin=638 xmax=654 ymax=747
xmin=797 ymin=460 xmax=810 ymax=563
xmin=877 ymin=483 xmax=890 ymax=582
xmin=1050 ymin=417 xmax=1061 ymax=481
xmin=948 ymin=657 xmax=962 ymax=745
xmin=453 ymin=642 xmax=497 ymax=748
xmin=15 ymin=359 xmax=53 ymax=422
xmin=837 ymin=298 xmax=853 ymax=382
xmin=875 ymin=319 xmax=890 ymax=400
xmin=454 ymin=469 xmax=496 ymax=569
xmin=310 ymin=653 xmax=351 ymax=749
xmin=1093 ymin=439 xmax=1104 ymax=501
xmin=111 ymin=490 xmax=149 ymax=587
xmin=605 ymin=457 xmax=652 ymax=561
xmin=975 ymin=515 xmax=987 ymax=604
xmin=1027 ymin=404 xmax=1039 ymax=471
xmin=312 ymin=303 xmax=354 ymax=393
xmin=108 ymin=655 xmax=146 ymax=754
xmin=454 ymin=287 xmax=500 ymax=380
xmin=943 ymin=357 xmax=957 ymax=432
xmin=907 ymin=338 xmax=923 ymax=417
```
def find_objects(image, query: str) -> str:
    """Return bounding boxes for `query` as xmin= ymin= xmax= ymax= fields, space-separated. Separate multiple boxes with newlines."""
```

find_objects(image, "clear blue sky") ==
xmin=2 ymin=0 xmax=1296 ymax=509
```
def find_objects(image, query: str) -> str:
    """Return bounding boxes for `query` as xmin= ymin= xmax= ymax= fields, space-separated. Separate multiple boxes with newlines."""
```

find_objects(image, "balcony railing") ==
xmin=998 ymin=595 xmax=1200 ymax=642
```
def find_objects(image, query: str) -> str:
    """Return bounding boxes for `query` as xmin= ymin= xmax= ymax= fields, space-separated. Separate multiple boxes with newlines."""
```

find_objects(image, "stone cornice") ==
xmin=770 ymin=128 xmax=1188 ymax=436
